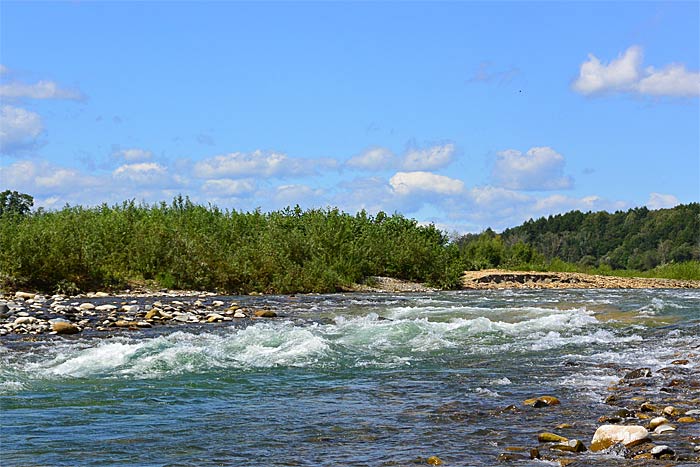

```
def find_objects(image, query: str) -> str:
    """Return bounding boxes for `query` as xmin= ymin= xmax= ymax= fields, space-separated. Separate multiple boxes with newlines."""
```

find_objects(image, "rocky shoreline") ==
xmin=2 ymin=271 xmax=699 ymax=339
xmin=462 ymin=269 xmax=700 ymax=290
xmin=0 ymin=290 xmax=280 ymax=339
xmin=494 ymin=360 xmax=700 ymax=465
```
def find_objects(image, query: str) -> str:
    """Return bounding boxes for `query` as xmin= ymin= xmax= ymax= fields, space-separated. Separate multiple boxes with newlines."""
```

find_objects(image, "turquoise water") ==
xmin=1 ymin=289 xmax=699 ymax=466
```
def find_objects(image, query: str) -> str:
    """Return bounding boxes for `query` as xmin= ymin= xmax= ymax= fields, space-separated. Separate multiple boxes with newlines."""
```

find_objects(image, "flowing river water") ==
xmin=1 ymin=289 xmax=699 ymax=466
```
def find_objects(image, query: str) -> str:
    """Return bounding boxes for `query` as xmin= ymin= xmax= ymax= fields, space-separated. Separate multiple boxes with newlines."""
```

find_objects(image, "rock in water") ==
xmin=254 ymin=310 xmax=277 ymax=318
xmin=426 ymin=456 xmax=442 ymax=465
xmin=651 ymin=445 xmax=674 ymax=458
xmin=624 ymin=368 xmax=652 ymax=379
xmin=590 ymin=425 xmax=649 ymax=451
xmin=551 ymin=439 xmax=586 ymax=453
xmin=523 ymin=395 xmax=560 ymax=407
xmin=52 ymin=321 xmax=80 ymax=334
xmin=538 ymin=432 xmax=568 ymax=443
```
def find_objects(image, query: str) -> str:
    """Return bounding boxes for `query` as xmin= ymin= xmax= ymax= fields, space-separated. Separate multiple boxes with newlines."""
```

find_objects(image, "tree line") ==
xmin=0 ymin=190 xmax=697 ymax=294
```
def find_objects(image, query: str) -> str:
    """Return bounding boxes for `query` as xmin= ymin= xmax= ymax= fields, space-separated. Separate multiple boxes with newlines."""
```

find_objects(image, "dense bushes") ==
xmin=1 ymin=196 xmax=698 ymax=294
xmin=0 ymin=197 xmax=462 ymax=293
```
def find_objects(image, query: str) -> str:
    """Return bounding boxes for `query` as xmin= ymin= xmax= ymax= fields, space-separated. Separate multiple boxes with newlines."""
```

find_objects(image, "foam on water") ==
xmin=1 ymin=305 xmax=611 ymax=387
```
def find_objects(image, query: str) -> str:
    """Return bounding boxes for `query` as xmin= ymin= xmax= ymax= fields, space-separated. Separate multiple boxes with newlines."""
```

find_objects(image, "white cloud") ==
xmin=346 ymin=142 xmax=457 ymax=172
xmin=402 ymin=143 xmax=456 ymax=170
xmin=0 ymin=160 xmax=99 ymax=196
xmin=573 ymin=45 xmax=700 ymax=97
xmin=273 ymin=184 xmax=325 ymax=206
xmin=113 ymin=162 xmax=167 ymax=184
xmin=347 ymin=147 xmax=397 ymax=170
xmin=201 ymin=178 xmax=256 ymax=196
xmin=573 ymin=46 xmax=642 ymax=95
xmin=113 ymin=148 xmax=153 ymax=161
xmin=0 ymin=80 xmax=84 ymax=101
xmin=0 ymin=65 xmax=8 ymax=75
xmin=390 ymin=171 xmax=465 ymax=196
xmin=647 ymin=192 xmax=680 ymax=210
xmin=194 ymin=150 xmax=337 ymax=179
xmin=0 ymin=105 xmax=44 ymax=154
xmin=637 ymin=64 xmax=700 ymax=97
xmin=493 ymin=146 xmax=573 ymax=190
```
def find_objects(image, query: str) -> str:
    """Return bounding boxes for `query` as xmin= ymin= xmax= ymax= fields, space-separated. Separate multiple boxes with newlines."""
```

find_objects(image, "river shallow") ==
xmin=1 ymin=289 xmax=699 ymax=466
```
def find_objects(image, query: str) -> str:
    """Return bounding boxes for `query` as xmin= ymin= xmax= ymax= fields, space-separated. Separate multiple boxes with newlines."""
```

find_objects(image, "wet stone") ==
xmin=550 ymin=439 xmax=586 ymax=453
xmin=625 ymin=368 xmax=652 ymax=380
xmin=651 ymin=445 xmax=675 ymax=458
xmin=523 ymin=395 xmax=560 ymax=408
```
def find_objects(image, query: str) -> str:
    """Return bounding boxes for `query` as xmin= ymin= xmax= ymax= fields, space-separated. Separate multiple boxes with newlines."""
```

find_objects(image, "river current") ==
xmin=1 ymin=289 xmax=698 ymax=466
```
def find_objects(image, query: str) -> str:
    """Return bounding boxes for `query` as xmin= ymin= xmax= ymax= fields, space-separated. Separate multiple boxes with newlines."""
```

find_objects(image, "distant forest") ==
xmin=457 ymin=203 xmax=699 ymax=272
xmin=0 ymin=189 xmax=698 ymax=294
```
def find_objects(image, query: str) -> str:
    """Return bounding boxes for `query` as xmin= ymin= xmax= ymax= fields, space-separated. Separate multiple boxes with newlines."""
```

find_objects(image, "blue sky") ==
xmin=1 ymin=1 xmax=698 ymax=233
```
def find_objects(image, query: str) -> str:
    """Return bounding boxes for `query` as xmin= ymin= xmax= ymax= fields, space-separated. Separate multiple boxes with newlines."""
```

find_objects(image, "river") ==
xmin=1 ymin=288 xmax=699 ymax=466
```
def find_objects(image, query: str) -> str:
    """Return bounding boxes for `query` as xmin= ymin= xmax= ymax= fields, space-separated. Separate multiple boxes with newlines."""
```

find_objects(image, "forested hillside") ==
xmin=500 ymin=203 xmax=699 ymax=270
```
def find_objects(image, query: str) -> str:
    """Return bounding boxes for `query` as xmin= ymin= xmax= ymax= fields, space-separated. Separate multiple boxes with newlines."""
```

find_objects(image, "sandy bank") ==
xmin=462 ymin=269 xmax=700 ymax=290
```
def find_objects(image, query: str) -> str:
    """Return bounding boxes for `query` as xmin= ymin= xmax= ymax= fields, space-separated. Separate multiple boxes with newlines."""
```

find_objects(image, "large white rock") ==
xmin=591 ymin=425 xmax=649 ymax=451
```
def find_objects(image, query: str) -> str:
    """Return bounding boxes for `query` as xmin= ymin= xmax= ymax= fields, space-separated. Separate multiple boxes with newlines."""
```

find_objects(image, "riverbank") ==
xmin=462 ymin=269 xmax=700 ymax=290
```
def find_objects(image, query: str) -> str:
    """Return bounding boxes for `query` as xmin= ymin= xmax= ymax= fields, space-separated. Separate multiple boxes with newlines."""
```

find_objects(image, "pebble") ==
xmin=649 ymin=416 xmax=669 ymax=430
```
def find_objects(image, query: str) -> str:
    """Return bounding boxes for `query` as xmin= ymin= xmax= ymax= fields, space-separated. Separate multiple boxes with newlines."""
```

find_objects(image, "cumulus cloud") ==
xmin=402 ymin=143 xmax=456 ymax=170
xmin=0 ymin=80 xmax=85 ymax=101
xmin=647 ymin=192 xmax=680 ymax=210
xmin=637 ymin=64 xmax=700 ymax=97
xmin=492 ymin=146 xmax=573 ymax=190
xmin=194 ymin=150 xmax=337 ymax=179
xmin=0 ymin=105 xmax=44 ymax=154
xmin=201 ymin=178 xmax=256 ymax=196
xmin=112 ymin=148 xmax=153 ymax=162
xmin=113 ymin=162 xmax=167 ymax=184
xmin=573 ymin=46 xmax=700 ymax=97
xmin=346 ymin=143 xmax=456 ymax=171
xmin=390 ymin=171 xmax=465 ymax=196
xmin=347 ymin=147 xmax=397 ymax=170
xmin=451 ymin=186 xmax=629 ymax=232
xmin=0 ymin=159 xmax=99 ymax=196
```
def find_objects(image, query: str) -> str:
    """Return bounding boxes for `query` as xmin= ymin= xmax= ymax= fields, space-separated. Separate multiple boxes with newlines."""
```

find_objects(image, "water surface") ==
xmin=1 ymin=289 xmax=698 ymax=466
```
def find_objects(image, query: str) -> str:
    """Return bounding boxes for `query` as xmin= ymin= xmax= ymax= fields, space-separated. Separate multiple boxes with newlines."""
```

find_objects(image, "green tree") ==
xmin=0 ymin=190 xmax=33 ymax=216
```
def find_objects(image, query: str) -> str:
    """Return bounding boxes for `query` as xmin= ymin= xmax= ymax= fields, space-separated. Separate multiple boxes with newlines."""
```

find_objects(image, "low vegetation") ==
xmin=0 ymin=191 xmax=697 ymax=294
